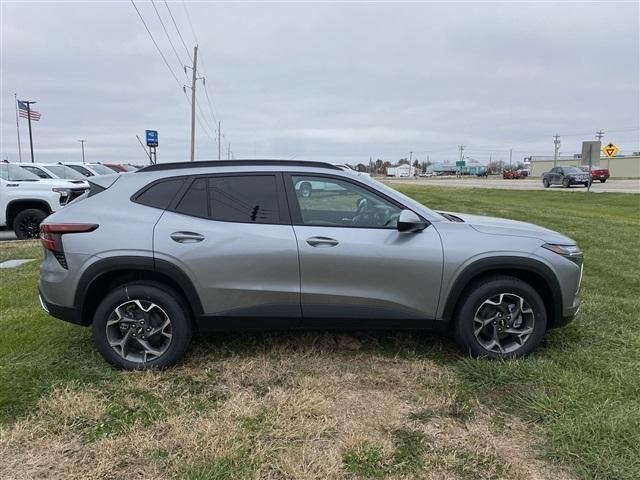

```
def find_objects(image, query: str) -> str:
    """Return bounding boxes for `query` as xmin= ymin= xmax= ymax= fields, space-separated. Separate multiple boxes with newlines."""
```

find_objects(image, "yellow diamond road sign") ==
xmin=603 ymin=143 xmax=619 ymax=158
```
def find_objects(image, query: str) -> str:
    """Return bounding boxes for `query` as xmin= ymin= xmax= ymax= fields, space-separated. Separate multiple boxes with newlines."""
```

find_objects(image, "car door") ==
xmin=284 ymin=173 xmax=443 ymax=323
xmin=153 ymin=173 xmax=301 ymax=327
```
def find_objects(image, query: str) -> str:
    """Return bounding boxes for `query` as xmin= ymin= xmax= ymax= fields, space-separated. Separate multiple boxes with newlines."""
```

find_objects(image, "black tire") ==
xmin=452 ymin=275 xmax=547 ymax=359
xmin=13 ymin=208 xmax=48 ymax=239
xmin=91 ymin=281 xmax=193 ymax=370
xmin=299 ymin=181 xmax=312 ymax=198
xmin=542 ymin=178 xmax=550 ymax=188
xmin=562 ymin=178 xmax=570 ymax=188
xmin=584 ymin=182 xmax=590 ymax=188
xmin=600 ymin=178 xmax=606 ymax=183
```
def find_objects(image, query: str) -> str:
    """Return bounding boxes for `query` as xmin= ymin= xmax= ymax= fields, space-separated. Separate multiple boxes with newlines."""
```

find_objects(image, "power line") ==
xmin=164 ymin=0 xmax=193 ymax=63
xmin=130 ymin=0 xmax=182 ymax=89
xmin=151 ymin=0 xmax=187 ymax=76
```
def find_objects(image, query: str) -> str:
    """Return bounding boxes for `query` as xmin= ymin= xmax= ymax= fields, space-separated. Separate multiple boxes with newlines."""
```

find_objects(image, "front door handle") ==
xmin=306 ymin=236 xmax=339 ymax=247
xmin=170 ymin=231 xmax=205 ymax=243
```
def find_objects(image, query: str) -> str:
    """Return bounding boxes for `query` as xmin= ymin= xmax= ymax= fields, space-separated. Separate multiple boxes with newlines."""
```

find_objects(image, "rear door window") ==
xmin=209 ymin=175 xmax=279 ymax=223
xmin=175 ymin=178 xmax=208 ymax=217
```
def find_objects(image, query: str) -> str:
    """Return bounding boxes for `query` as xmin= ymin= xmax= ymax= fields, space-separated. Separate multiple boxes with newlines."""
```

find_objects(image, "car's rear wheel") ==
xmin=453 ymin=275 xmax=547 ymax=359
xmin=562 ymin=178 xmax=571 ymax=188
xmin=92 ymin=282 xmax=192 ymax=370
xmin=13 ymin=208 xmax=47 ymax=239
xmin=542 ymin=179 xmax=550 ymax=188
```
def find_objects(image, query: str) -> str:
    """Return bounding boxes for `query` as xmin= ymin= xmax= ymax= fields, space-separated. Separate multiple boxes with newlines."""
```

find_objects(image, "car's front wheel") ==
xmin=542 ymin=178 xmax=550 ymax=188
xmin=453 ymin=275 xmax=547 ymax=359
xmin=600 ymin=178 xmax=606 ymax=183
xmin=562 ymin=178 xmax=570 ymax=188
xmin=13 ymin=208 xmax=48 ymax=239
xmin=92 ymin=282 xmax=192 ymax=370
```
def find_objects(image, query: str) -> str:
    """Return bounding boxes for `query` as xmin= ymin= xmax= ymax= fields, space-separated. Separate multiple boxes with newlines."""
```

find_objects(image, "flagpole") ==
xmin=14 ymin=94 xmax=22 ymax=162
xmin=24 ymin=100 xmax=36 ymax=163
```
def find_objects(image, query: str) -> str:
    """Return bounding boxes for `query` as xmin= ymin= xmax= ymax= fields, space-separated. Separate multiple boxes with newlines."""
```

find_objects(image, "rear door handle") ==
xmin=170 ymin=231 xmax=205 ymax=243
xmin=306 ymin=236 xmax=339 ymax=247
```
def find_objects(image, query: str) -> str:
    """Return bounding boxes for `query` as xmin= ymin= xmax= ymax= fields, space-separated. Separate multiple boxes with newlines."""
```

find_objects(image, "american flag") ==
xmin=17 ymin=100 xmax=41 ymax=121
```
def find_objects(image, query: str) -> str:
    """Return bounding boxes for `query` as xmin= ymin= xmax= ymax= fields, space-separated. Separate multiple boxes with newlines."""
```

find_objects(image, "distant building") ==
xmin=529 ymin=154 xmax=640 ymax=178
xmin=386 ymin=164 xmax=416 ymax=177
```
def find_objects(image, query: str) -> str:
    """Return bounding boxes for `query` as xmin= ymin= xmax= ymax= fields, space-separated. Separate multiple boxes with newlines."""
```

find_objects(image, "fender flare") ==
xmin=440 ymin=256 xmax=562 ymax=324
xmin=75 ymin=256 xmax=204 ymax=319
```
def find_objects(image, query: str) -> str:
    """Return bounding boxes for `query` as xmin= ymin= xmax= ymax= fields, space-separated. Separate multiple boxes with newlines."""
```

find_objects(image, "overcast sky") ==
xmin=1 ymin=1 xmax=638 ymax=166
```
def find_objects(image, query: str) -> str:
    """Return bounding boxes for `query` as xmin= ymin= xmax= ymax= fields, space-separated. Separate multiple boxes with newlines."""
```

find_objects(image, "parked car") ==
xmin=59 ymin=162 xmax=118 ymax=177
xmin=38 ymin=160 xmax=582 ymax=369
xmin=18 ymin=163 xmax=91 ymax=184
xmin=103 ymin=163 xmax=140 ymax=173
xmin=503 ymin=169 xmax=527 ymax=179
xmin=542 ymin=166 xmax=591 ymax=188
xmin=579 ymin=166 xmax=609 ymax=183
xmin=0 ymin=162 xmax=89 ymax=239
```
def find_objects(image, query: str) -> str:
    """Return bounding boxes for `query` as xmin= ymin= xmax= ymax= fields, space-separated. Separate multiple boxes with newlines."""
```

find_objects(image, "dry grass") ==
xmin=0 ymin=334 xmax=574 ymax=480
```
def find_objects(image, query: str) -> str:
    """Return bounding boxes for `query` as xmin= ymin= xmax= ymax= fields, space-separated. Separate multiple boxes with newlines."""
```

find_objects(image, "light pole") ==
xmin=78 ymin=140 xmax=87 ymax=163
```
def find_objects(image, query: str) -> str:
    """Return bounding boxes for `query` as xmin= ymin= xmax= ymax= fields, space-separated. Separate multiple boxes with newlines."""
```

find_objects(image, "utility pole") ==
xmin=184 ymin=45 xmax=203 ymax=162
xmin=409 ymin=151 xmax=413 ymax=177
xmin=14 ymin=94 xmax=22 ymax=162
xmin=553 ymin=134 xmax=561 ymax=167
xmin=509 ymin=148 xmax=513 ymax=169
xmin=596 ymin=130 xmax=605 ymax=141
xmin=218 ymin=121 xmax=221 ymax=160
xmin=78 ymin=140 xmax=87 ymax=163
xmin=458 ymin=145 xmax=465 ymax=162
xmin=23 ymin=100 xmax=37 ymax=163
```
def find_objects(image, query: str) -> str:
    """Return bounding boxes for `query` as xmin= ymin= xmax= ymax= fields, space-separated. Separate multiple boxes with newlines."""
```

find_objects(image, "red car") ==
xmin=580 ymin=166 xmax=609 ymax=183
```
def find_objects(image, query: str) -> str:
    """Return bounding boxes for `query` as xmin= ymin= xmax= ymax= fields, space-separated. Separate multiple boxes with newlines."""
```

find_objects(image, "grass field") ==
xmin=1 ymin=186 xmax=638 ymax=479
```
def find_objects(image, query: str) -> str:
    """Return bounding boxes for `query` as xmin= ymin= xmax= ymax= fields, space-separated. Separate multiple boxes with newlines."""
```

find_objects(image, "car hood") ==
xmin=439 ymin=211 xmax=575 ymax=244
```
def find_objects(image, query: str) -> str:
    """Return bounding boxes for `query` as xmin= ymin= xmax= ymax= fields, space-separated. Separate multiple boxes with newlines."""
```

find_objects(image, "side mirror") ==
xmin=397 ymin=209 xmax=428 ymax=233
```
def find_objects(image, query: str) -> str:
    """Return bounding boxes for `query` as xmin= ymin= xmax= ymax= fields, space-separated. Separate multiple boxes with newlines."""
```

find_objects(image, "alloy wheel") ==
xmin=473 ymin=293 xmax=535 ymax=354
xmin=19 ymin=216 xmax=41 ymax=238
xmin=105 ymin=299 xmax=173 ymax=362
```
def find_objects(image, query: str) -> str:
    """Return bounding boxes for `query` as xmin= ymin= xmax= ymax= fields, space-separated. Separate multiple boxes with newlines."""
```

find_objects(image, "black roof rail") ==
xmin=137 ymin=159 xmax=342 ymax=173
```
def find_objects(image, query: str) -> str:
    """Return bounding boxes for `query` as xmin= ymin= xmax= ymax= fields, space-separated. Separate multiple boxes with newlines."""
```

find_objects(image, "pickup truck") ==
xmin=0 ymin=162 xmax=89 ymax=239
xmin=580 ymin=165 xmax=610 ymax=183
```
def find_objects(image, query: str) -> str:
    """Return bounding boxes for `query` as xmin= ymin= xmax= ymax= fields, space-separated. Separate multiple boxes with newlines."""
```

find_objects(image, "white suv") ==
xmin=0 ymin=162 xmax=89 ymax=239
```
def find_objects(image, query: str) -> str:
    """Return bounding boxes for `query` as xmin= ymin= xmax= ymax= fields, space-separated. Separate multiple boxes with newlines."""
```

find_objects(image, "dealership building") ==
xmin=528 ymin=153 xmax=640 ymax=178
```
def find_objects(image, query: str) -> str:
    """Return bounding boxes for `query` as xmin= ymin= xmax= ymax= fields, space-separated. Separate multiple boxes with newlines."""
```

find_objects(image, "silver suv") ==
xmin=38 ymin=160 xmax=582 ymax=369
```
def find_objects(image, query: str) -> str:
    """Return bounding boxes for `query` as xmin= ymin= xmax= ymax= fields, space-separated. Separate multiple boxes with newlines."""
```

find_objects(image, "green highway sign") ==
xmin=456 ymin=160 xmax=465 ymax=167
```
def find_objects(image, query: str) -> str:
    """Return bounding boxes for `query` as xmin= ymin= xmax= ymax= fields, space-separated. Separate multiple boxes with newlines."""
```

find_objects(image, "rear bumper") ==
xmin=38 ymin=284 xmax=84 ymax=325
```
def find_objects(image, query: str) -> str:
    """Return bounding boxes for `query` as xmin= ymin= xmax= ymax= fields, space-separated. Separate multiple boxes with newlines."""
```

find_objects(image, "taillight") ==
xmin=39 ymin=223 xmax=98 ymax=269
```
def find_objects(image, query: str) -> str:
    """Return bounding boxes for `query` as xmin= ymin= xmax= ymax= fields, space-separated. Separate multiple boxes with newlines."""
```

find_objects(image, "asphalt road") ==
xmin=0 ymin=230 xmax=17 ymax=241
xmin=386 ymin=177 xmax=640 ymax=193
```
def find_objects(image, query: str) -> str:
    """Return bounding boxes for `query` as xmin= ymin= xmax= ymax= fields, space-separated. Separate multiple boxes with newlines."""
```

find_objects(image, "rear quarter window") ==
xmin=134 ymin=178 xmax=186 ymax=209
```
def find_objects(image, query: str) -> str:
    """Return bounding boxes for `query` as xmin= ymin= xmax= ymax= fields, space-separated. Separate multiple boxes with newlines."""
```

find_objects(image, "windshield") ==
xmin=45 ymin=165 xmax=87 ymax=180
xmin=0 ymin=163 xmax=42 ymax=181
xmin=89 ymin=164 xmax=117 ymax=175
xmin=66 ymin=164 xmax=94 ymax=177
xmin=564 ymin=166 xmax=583 ymax=174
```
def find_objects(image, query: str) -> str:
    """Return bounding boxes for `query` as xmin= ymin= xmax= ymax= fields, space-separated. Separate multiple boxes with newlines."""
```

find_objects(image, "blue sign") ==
xmin=145 ymin=130 xmax=158 ymax=147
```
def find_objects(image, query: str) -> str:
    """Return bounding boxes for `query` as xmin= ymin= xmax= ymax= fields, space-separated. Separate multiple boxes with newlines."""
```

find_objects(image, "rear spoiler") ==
xmin=88 ymin=174 xmax=120 ymax=190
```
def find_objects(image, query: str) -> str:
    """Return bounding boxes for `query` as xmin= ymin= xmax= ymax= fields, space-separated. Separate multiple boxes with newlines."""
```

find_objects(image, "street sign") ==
xmin=456 ymin=160 xmax=465 ymax=167
xmin=603 ymin=142 xmax=619 ymax=158
xmin=581 ymin=141 xmax=601 ymax=167
xmin=145 ymin=130 xmax=158 ymax=147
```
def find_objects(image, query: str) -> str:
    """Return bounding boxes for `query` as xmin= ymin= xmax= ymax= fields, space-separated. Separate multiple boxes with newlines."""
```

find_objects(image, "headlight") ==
xmin=543 ymin=243 xmax=583 ymax=266
xmin=52 ymin=187 xmax=71 ymax=205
